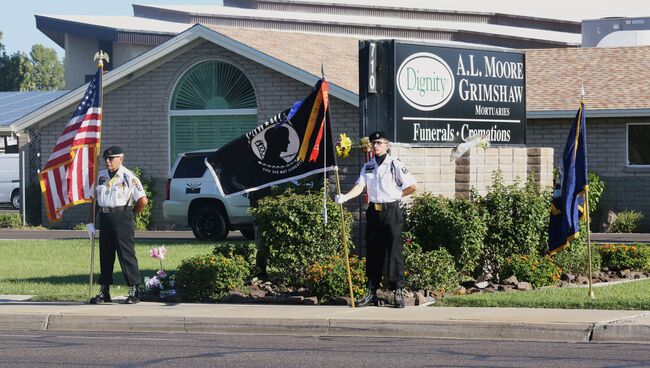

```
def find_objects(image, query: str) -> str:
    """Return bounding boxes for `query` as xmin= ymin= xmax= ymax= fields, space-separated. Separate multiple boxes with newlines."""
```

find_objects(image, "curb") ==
xmin=0 ymin=313 xmax=597 ymax=342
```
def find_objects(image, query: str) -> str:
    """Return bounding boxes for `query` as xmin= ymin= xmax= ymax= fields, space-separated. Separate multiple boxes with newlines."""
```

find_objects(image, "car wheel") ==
xmin=191 ymin=206 xmax=228 ymax=241
xmin=11 ymin=190 xmax=20 ymax=210
xmin=240 ymin=228 xmax=255 ymax=240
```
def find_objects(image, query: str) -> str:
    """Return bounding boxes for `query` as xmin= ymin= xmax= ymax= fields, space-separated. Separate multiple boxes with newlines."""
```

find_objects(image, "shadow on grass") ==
xmin=4 ymin=269 xmax=160 ymax=285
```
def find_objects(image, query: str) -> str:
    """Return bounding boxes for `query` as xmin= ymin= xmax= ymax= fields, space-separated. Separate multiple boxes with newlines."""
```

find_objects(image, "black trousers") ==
xmin=365 ymin=202 xmax=405 ymax=290
xmin=98 ymin=211 xmax=140 ymax=286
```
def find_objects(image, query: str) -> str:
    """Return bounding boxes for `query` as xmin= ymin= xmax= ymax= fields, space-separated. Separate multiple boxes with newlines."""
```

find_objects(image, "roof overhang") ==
xmin=528 ymin=109 xmax=650 ymax=119
xmin=36 ymin=15 xmax=119 ymax=48
xmin=11 ymin=24 xmax=359 ymax=134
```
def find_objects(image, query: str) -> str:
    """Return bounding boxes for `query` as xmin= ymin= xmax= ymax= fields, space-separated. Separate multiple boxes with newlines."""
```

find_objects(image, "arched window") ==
xmin=169 ymin=60 xmax=257 ymax=162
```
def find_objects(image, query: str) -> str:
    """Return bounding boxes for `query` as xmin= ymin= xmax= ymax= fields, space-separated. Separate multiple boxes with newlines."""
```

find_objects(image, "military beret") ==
xmin=368 ymin=131 xmax=389 ymax=142
xmin=103 ymin=146 xmax=123 ymax=157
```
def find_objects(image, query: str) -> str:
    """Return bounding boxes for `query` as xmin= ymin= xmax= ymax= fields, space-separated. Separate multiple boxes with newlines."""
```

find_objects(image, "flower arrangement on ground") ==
xmin=145 ymin=245 xmax=177 ymax=299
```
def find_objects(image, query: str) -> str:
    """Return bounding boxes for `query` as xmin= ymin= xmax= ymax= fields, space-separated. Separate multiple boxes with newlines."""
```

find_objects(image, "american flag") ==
xmin=39 ymin=69 xmax=102 ymax=222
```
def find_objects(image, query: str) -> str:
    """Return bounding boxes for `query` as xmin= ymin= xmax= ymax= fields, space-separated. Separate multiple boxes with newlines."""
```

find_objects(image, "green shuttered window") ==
xmin=170 ymin=61 xmax=257 ymax=162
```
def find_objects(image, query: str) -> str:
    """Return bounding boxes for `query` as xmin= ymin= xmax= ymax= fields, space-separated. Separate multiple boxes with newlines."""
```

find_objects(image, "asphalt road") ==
xmin=0 ymin=331 xmax=648 ymax=368
xmin=0 ymin=204 xmax=18 ymax=214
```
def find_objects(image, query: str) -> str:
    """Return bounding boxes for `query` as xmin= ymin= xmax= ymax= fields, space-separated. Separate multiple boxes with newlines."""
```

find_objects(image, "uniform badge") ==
xmin=98 ymin=177 xmax=107 ymax=185
xmin=132 ymin=178 xmax=143 ymax=191
xmin=401 ymin=167 xmax=409 ymax=174
xmin=365 ymin=164 xmax=375 ymax=173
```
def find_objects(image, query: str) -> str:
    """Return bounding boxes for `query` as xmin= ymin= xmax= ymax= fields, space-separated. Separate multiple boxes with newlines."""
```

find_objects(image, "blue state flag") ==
xmin=548 ymin=101 xmax=588 ymax=255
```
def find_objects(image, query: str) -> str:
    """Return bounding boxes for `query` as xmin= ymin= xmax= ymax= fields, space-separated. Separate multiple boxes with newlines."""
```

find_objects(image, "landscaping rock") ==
xmin=415 ymin=291 xmax=426 ymax=306
xmin=516 ymin=282 xmax=533 ymax=291
xmin=302 ymin=296 xmax=318 ymax=305
xmin=502 ymin=275 xmax=519 ymax=286
xmin=475 ymin=281 xmax=489 ymax=289
xmin=561 ymin=273 xmax=576 ymax=282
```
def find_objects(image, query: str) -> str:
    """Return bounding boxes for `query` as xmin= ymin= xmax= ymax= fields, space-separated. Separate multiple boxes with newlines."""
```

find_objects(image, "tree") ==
xmin=0 ymin=51 xmax=31 ymax=91
xmin=25 ymin=44 xmax=64 ymax=91
xmin=0 ymin=32 xmax=64 ymax=91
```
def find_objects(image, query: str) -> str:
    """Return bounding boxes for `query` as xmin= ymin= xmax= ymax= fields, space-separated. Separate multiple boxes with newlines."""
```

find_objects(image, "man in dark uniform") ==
xmin=335 ymin=131 xmax=416 ymax=308
xmin=86 ymin=146 xmax=148 ymax=304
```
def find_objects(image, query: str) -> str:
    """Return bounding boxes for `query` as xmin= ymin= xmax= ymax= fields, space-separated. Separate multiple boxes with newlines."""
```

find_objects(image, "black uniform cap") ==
xmin=368 ymin=131 xmax=389 ymax=142
xmin=103 ymin=146 xmax=123 ymax=158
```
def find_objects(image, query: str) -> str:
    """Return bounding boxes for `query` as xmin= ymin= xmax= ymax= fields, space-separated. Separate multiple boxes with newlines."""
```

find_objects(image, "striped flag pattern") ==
xmin=40 ymin=69 xmax=102 ymax=222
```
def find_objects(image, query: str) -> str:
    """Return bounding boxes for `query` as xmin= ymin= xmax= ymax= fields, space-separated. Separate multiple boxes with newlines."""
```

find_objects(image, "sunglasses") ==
xmin=103 ymin=156 xmax=122 ymax=161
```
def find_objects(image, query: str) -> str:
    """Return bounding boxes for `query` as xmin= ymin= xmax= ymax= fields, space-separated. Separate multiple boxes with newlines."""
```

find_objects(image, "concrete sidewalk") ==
xmin=1 ymin=300 xmax=649 ymax=343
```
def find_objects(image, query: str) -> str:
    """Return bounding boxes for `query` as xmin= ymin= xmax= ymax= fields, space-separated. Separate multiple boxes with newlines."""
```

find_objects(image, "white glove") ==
xmin=86 ymin=223 xmax=96 ymax=239
xmin=334 ymin=194 xmax=348 ymax=204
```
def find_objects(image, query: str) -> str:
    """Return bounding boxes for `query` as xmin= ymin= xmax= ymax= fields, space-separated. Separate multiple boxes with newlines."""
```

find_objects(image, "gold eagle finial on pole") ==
xmin=94 ymin=50 xmax=110 ymax=68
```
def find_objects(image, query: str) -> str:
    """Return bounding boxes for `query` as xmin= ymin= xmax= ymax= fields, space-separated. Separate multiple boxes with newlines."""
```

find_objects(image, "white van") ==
xmin=0 ymin=154 xmax=20 ymax=209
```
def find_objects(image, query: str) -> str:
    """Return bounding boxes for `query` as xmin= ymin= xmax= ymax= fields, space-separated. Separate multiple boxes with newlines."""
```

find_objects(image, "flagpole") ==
xmin=334 ymin=167 xmax=356 ymax=308
xmin=582 ymin=85 xmax=595 ymax=300
xmin=322 ymin=64 xmax=328 ymax=225
xmin=322 ymin=64 xmax=355 ymax=307
xmin=88 ymin=51 xmax=107 ymax=301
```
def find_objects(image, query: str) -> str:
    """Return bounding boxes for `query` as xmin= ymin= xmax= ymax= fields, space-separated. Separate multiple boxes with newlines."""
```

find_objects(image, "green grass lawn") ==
xmin=0 ymin=239 xmax=232 ymax=302
xmin=436 ymin=279 xmax=650 ymax=310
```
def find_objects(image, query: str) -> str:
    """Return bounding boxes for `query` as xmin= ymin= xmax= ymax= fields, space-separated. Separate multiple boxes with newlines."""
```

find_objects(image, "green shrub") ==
xmin=212 ymin=241 xmax=256 ymax=266
xmin=250 ymin=188 xmax=353 ymax=286
xmin=405 ymin=193 xmax=486 ymax=277
xmin=0 ymin=213 xmax=21 ymax=228
xmin=587 ymin=171 xmax=605 ymax=217
xmin=598 ymin=243 xmax=650 ymax=271
xmin=403 ymin=233 xmax=459 ymax=294
xmin=72 ymin=223 xmax=86 ymax=231
xmin=475 ymin=172 xmax=551 ymax=280
xmin=175 ymin=253 xmax=249 ymax=302
xmin=306 ymin=254 xmax=366 ymax=303
xmin=130 ymin=167 xmax=154 ymax=230
xmin=502 ymin=254 xmax=561 ymax=288
xmin=552 ymin=224 xmax=601 ymax=276
xmin=609 ymin=210 xmax=644 ymax=233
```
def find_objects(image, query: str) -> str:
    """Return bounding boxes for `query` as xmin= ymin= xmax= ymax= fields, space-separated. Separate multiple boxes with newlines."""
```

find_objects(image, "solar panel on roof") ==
xmin=0 ymin=91 xmax=69 ymax=126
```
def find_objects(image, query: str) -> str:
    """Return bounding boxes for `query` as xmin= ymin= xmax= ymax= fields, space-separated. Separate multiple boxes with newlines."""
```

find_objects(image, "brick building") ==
xmin=5 ymin=1 xmax=650 ymax=235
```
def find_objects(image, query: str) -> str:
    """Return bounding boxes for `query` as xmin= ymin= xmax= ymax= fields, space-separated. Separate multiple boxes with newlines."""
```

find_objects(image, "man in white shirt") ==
xmin=336 ymin=131 xmax=416 ymax=308
xmin=87 ymin=146 xmax=148 ymax=304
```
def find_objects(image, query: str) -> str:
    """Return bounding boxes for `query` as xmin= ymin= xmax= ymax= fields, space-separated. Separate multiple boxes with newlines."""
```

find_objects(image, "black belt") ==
xmin=369 ymin=201 xmax=399 ymax=211
xmin=100 ymin=206 xmax=133 ymax=213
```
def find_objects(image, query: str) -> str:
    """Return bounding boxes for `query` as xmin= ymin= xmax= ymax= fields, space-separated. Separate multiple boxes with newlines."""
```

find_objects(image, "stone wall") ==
xmin=345 ymin=144 xmax=554 ymax=254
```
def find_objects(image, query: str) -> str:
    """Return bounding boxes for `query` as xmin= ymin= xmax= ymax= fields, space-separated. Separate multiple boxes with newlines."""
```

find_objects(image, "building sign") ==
xmin=359 ymin=40 xmax=526 ymax=145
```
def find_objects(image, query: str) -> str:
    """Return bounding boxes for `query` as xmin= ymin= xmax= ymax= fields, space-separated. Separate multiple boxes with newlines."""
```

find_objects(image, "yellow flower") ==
xmin=336 ymin=133 xmax=352 ymax=158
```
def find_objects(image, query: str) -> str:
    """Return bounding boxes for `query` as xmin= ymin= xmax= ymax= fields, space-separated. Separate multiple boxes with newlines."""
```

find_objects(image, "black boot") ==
xmin=357 ymin=289 xmax=378 ymax=307
xmin=394 ymin=288 xmax=405 ymax=309
xmin=89 ymin=285 xmax=111 ymax=304
xmin=125 ymin=285 xmax=140 ymax=304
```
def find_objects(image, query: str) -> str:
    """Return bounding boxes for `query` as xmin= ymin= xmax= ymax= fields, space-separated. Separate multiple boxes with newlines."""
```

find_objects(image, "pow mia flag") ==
xmin=206 ymin=79 xmax=336 ymax=197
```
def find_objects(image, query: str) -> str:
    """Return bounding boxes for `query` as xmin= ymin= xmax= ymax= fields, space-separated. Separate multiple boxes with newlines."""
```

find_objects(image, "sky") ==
xmin=0 ymin=0 xmax=223 ymax=59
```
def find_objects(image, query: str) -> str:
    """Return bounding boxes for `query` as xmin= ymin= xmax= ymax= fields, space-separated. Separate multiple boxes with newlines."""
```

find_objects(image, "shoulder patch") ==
xmin=132 ymin=178 xmax=143 ymax=191
xmin=98 ymin=177 xmax=107 ymax=185
xmin=401 ymin=166 xmax=409 ymax=174
xmin=365 ymin=163 xmax=375 ymax=173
